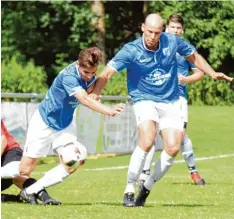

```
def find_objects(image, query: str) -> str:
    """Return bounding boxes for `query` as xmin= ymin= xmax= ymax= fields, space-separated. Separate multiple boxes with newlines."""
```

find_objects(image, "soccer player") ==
xmin=90 ymin=14 xmax=233 ymax=207
xmin=139 ymin=14 xmax=206 ymax=186
xmin=8 ymin=47 xmax=125 ymax=204
xmin=1 ymin=119 xmax=60 ymax=205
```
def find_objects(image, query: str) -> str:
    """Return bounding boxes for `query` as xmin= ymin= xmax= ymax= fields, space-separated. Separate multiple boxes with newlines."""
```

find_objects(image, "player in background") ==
xmin=90 ymin=14 xmax=233 ymax=207
xmin=3 ymin=47 xmax=125 ymax=205
xmin=139 ymin=14 xmax=206 ymax=186
xmin=1 ymin=119 xmax=60 ymax=205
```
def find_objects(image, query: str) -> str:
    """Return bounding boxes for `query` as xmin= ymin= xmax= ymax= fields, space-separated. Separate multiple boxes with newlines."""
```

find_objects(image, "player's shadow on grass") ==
xmin=98 ymin=202 xmax=153 ymax=208
xmin=172 ymin=182 xmax=231 ymax=186
xmin=172 ymin=182 xmax=200 ymax=185
xmin=63 ymin=202 xmax=93 ymax=206
xmin=162 ymin=203 xmax=212 ymax=207
xmin=63 ymin=202 xmax=163 ymax=208
xmin=64 ymin=202 xmax=145 ymax=207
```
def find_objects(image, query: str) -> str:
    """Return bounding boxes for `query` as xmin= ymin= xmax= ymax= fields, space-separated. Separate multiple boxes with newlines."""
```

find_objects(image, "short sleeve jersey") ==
xmin=38 ymin=62 xmax=96 ymax=130
xmin=108 ymin=32 xmax=195 ymax=103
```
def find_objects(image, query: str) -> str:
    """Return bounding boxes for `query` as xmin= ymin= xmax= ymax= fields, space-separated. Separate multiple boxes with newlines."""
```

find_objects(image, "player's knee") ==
xmin=58 ymin=141 xmax=87 ymax=173
xmin=138 ymin=123 xmax=156 ymax=151
xmin=165 ymin=147 xmax=179 ymax=157
xmin=19 ymin=158 xmax=38 ymax=177
xmin=19 ymin=166 xmax=31 ymax=177
xmin=139 ymin=137 xmax=155 ymax=151
xmin=164 ymin=142 xmax=180 ymax=157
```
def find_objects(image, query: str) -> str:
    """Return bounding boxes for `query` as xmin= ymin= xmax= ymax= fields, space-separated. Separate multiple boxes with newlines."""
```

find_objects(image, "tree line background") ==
xmin=1 ymin=1 xmax=234 ymax=105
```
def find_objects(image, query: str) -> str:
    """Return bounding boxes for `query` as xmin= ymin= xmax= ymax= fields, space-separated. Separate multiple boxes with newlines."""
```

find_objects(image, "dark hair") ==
xmin=78 ymin=47 xmax=103 ymax=68
xmin=167 ymin=14 xmax=184 ymax=27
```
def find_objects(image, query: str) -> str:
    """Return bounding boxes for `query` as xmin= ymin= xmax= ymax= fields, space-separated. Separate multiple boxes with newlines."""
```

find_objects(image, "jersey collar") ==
xmin=75 ymin=63 xmax=81 ymax=77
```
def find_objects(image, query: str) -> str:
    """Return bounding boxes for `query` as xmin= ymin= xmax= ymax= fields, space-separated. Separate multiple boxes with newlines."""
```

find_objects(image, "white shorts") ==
xmin=178 ymin=96 xmax=188 ymax=123
xmin=133 ymin=100 xmax=183 ymax=132
xmin=23 ymin=109 xmax=77 ymax=158
xmin=153 ymin=97 xmax=187 ymax=150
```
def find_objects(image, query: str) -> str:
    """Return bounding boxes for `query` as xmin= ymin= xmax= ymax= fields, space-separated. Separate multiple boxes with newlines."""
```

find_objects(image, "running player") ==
xmin=139 ymin=14 xmax=206 ymax=186
xmin=5 ymin=47 xmax=125 ymax=204
xmin=90 ymin=14 xmax=232 ymax=207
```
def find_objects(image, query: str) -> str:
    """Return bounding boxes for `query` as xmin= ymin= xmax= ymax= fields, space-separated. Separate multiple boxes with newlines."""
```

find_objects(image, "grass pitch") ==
xmin=1 ymin=106 xmax=234 ymax=219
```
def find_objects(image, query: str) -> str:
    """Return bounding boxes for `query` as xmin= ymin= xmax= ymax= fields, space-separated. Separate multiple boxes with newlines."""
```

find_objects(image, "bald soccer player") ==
xmin=90 ymin=13 xmax=233 ymax=207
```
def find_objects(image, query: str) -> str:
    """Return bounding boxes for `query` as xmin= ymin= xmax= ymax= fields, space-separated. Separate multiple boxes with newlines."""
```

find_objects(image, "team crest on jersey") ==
xmin=162 ymin=47 xmax=171 ymax=56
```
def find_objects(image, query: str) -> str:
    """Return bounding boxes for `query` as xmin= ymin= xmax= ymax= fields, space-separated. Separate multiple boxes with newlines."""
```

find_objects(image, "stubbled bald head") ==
xmin=144 ymin=13 xmax=164 ymax=29
xmin=141 ymin=13 xmax=164 ymax=50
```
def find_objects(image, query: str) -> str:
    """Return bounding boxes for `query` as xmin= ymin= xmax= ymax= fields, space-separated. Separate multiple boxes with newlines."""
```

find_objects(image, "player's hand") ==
xmin=211 ymin=72 xmax=233 ymax=82
xmin=109 ymin=103 xmax=125 ymax=117
xmin=177 ymin=73 xmax=187 ymax=84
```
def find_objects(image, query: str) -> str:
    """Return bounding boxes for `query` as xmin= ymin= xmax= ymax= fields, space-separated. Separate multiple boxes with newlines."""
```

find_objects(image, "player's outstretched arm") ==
xmin=178 ymin=68 xmax=204 ymax=85
xmin=89 ymin=66 xmax=116 ymax=100
xmin=187 ymin=52 xmax=233 ymax=82
xmin=74 ymin=90 xmax=125 ymax=117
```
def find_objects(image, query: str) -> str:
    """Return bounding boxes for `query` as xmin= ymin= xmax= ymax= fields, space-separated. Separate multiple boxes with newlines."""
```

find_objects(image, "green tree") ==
xmin=101 ymin=70 xmax=128 ymax=96
xmin=91 ymin=0 xmax=106 ymax=63
xmin=149 ymin=1 xmax=234 ymax=70
xmin=1 ymin=1 xmax=97 ymax=85
xmin=1 ymin=53 xmax=48 ymax=94
xmin=148 ymin=1 xmax=234 ymax=104
xmin=1 ymin=1 xmax=233 ymax=104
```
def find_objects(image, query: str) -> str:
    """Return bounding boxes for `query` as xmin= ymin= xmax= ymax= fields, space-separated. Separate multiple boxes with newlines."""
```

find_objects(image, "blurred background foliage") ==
xmin=1 ymin=1 xmax=234 ymax=105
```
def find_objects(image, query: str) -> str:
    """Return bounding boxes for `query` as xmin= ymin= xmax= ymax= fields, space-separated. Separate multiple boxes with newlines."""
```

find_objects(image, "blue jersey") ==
xmin=38 ymin=62 xmax=96 ymax=130
xmin=108 ymin=32 xmax=195 ymax=103
xmin=176 ymin=53 xmax=196 ymax=99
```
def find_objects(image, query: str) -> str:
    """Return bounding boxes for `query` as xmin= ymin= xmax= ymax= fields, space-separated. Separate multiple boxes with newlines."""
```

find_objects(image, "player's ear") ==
xmin=141 ymin=23 xmax=145 ymax=32
xmin=181 ymin=27 xmax=184 ymax=34
xmin=165 ymin=26 xmax=169 ymax=33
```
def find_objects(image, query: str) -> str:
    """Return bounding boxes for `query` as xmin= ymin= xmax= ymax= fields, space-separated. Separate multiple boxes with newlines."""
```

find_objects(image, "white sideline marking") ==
xmin=84 ymin=153 xmax=234 ymax=172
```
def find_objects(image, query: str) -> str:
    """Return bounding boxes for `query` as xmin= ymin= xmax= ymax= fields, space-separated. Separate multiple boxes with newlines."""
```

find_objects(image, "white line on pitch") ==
xmin=84 ymin=153 xmax=234 ymax=171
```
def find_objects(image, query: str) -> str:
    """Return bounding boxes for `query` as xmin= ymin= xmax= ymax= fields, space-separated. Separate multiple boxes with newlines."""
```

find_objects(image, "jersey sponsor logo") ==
xmin=144 ymin=68 xmax=171 ymax=86
xmin=69 ymin=100 xmax=78 ymax=108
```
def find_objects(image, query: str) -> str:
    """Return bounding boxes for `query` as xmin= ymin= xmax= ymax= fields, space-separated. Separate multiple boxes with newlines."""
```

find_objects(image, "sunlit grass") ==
xmin=1 ymin=106 xmax=234 ymax=219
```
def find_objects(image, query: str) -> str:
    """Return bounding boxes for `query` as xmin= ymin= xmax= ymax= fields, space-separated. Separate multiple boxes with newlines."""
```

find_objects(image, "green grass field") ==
xmin=2 ymin=106 xmax=234 ymax=219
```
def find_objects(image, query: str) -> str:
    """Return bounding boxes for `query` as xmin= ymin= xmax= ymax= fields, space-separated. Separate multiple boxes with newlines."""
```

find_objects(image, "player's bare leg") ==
xmin=19 ymin=142 xmax=86 ymax=205
xmin=123 ymin=120 xmax=156 ymax=207
xmin=135 ymin=128 xmax=183 ymax=206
